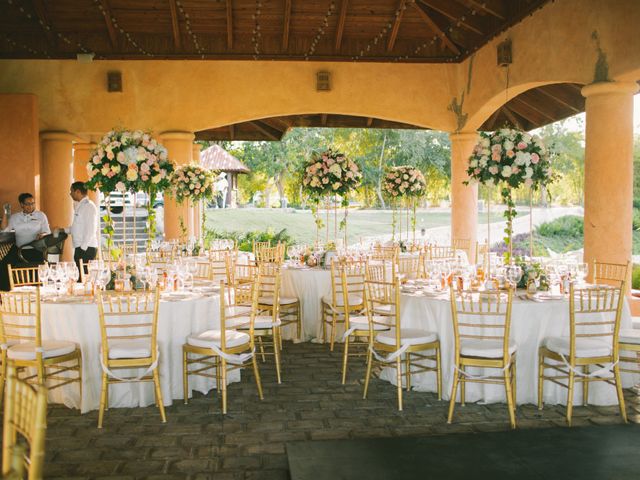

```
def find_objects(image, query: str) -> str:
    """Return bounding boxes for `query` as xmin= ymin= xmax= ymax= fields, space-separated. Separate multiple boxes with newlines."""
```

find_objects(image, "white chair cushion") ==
xmin=259 ymin=296 xmax=298 ymax=306
xmin=373 ymin=304 xmax=395 ymax=316
xmin=460 ymin=338 xmax=516 ymax=358
xmin=108 ymin=339 xmax=151 ymax=359
xmin=632 ymin=318 xmax=640 ymax=330
xmin=349 ymin=315 xmax=391 ymax=331
xmin=376 ymin=328 xmax=437 ymax=346
xmin=322 ymin=294 xmax=364 ymax=308
xmin=7 ymin=340 xmax=77 ymax=361
xmin=619 ymin=328 xmax=640 ymax=345
xmin=544 ymin=336 xmax=611 ymax=358
xmin=225 ymin=305 xmax=252 ymax=318
xmin=187 ymin=330 xmax=250 ymax=349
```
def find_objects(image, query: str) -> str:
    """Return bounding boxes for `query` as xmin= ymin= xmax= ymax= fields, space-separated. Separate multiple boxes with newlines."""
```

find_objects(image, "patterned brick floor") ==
xmin=11 ymin=341 xmax=640 ymax=479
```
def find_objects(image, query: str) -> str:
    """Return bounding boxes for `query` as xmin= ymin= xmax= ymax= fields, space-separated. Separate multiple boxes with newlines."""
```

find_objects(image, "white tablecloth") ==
xmin=40 ymin=293 xmax=230 ymax=413
xmin=281 ymin=267 xmax=331 ymax=342
xmin=379 ymin=293 xmax=639 ymax=406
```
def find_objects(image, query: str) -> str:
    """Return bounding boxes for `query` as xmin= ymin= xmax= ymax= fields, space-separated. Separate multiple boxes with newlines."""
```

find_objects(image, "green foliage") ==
xmin=204 ymin=227 xmax=295 ymax=253
xmin=536 ymin=215 xmax=584 ymax=237
xmin=632 ymin=264 xmax=640 ymax=290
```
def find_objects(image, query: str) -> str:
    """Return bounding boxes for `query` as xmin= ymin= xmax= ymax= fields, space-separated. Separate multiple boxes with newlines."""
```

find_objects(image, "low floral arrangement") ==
xmin=301 ymin=149 xmax=362 ymax=201
xmin=171 ymin=164 xmax=217 ymax=204
xmin=382 ymin=166 xmax=427 ymax=199
xmin=514 ymin=257 xmax=549 ymax=291
xmin=465 ymin=128 xmax=554 ymax=261
xmin=86 ymin=129 xmax=174 ymax=194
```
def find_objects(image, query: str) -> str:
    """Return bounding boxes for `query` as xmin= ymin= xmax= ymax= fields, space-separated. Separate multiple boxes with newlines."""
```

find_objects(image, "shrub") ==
xmin=204 ymin=227 xmax=295 ymax=253
xmin=633 ymin=264 xmax=640 ymax=290
xmin=536 ymin=215 xmax=583 ymax=237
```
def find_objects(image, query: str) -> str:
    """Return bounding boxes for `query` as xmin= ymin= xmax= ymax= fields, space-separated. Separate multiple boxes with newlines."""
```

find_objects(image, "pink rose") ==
xmin=517 ymin=142 xmax=527 ymax=150
xmin=531 ymin=153 xmax=540 ymax=164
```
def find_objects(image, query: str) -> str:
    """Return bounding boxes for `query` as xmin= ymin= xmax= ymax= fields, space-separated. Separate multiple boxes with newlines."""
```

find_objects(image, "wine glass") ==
xmin=505 ymin=264 xmax=523 ymax=289
xmin=38 ymin=264 xmax=50 ymax=288
xmin=576 ymin=262 xmax=588 ymax=285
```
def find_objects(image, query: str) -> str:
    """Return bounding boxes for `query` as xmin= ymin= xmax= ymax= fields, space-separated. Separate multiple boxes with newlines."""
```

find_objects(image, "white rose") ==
xmin=501 ymin=165 xmax=512 ymax=177
xmin=503 ymin=140 xmax=514 ymax=151
xmin=115 ymin=181 xmax=126 ymax=192
xmin=469 ymin=160 xmax=478 ymax=168
xmin=524 ymin=167 xmax=533 ymax=178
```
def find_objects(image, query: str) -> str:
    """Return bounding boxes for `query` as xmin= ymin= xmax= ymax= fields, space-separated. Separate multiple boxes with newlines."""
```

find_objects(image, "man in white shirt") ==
xmin=64 ymin=181 xmax=98 ymax=269
xmin=1 ymin=192 xmax=50 ymax=262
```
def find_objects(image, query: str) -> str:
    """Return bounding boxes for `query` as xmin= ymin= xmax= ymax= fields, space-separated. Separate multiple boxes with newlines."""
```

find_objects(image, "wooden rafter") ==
xmin=501 ymin=105 xmax=525 ymax=130
xmin=512 ymin=96 xmax=556 ymax=122
xmin=251 ymin=120 xmax=282 ymax=141
xmin=321 ymin=114 xmax=328 ymax=126
xmin=418 ymin=0 xmax=483 ymax=36
xmin=484 ymin=108 xmax=502 ymax=130
xmin=229 ymin=124 xmax=235 ymax=140
xmin=32 ymin=0 xmax=56 ymax=48
xmin=536 ymin=87 xmax=581 ymax=114
xmin=387 ymin=0 xmax=406 ymax=52
xmin=335 ymin=0 xmax=349 ymax=51
xmin=411 ymin=2 xmax=461 ymax=55
xmin=282 ymin=0 xmax=291 ymax=50
xmin=366 ymin=117 xmax=374 ymax=127
xmin=461 ymin=0 xmax=505 ymax=20
xmin=168 ymin=0 xmax=182 ymax=50
xmin=98 ymin=0 xmax=119 ymax=49
xmin=226 ymin=0 xmax=233 ymax=49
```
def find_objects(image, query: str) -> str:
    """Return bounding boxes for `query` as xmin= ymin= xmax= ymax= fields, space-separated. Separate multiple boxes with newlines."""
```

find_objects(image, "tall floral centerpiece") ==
xmin=170 ymin=164 xmax=217 ymax=243
xmin=85 ymin=129 xmax=174 ymax=257
xmin=301 ymin=149 xmax=362 ymax=246
xmin=382 ymin=166 xmax=427 ymax=242
xmin=465 ymin=128 xmax=554 ymax=263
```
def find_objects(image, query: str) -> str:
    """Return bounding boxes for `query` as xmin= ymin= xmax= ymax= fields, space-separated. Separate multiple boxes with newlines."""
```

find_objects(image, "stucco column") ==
xmin=450 ymin=132 xmax=479 ymax=263
xmin=41 ymin=131 xmax=75 ymax=261
xmin=161 ymin=131 xmax=194 ymax=241
xmin=582 ymin=81 xmax=639 ymax=283
xmin=192 ymin=143 xmax=203 ymax=240
xmin=72 ymin=142 xmax=99 ymax=205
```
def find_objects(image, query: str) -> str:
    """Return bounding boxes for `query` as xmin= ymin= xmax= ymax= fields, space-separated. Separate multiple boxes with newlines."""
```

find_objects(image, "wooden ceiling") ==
xmin=0 ymin=0 xmax=551 ymax=62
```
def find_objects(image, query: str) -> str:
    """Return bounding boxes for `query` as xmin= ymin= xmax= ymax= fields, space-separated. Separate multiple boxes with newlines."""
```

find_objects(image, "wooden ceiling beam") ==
xmin=98 ymin=0 xmax=119 ymax=49
xmin=229 ymin=124 xmax=235 ymax=140
xmin=321 ymin=114 xmax=328 ymax=126
xmin=282 ymin=0 xmax=291 ymax=50
xmin=483 ymin=107 xmax=503 ymax=131
xmin=387 ymin=0 xmax=406 ymax=52
xmin=226 ymin=0 xmax=233 ymax=49
xmin=366 ymin=117 xmax=374 ymax=127
xmin=335 ymin=0 xmax=349 ymax=51
xmin=501 ymin=105 xmax=525 ymax=130
xmin=512 ymin=96 xmax=556 ymax=122
xmin=536 ymin=86 xmax=582 ymax=114
xmin=168 ymin=0 xmax=182 ymax=50
xmin=461 ymin=0 xmax=505 ymax=20
xmin=411 ymin=2 xmax=461 ymax=55
xmin=250 ymin=120 xmax=283 ymax=141
xmin=32 ymin=0 xmax=56 ymax=48
xmin=418 ymin=0 xmax=484 ymax=36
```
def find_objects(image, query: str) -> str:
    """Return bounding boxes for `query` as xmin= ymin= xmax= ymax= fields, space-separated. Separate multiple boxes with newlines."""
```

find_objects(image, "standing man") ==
xmin=64 ymin=181 xmax=98 ymax=268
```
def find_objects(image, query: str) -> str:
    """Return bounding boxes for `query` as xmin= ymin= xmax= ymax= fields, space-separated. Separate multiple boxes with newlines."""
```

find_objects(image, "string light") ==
xmin=304 ymin=1 xmax=336 ymax=60
xmin=93 ymin=0 xmax=153 ymax=57
xmin=175 ymin=0 xmax=205 ymax=58
xmin=251 ymin=0 xmax=262 ymax=59
xmin=3 ymin=32 xmax=50 ymax=58
xmin=353 ymin=0 xmax=412 ymax=61
xmin=5 ymin=0 xmax=92 ymax=56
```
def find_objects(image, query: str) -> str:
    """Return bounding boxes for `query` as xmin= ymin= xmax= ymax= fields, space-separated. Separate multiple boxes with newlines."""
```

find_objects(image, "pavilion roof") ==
xmin=200 ymin=144 xmax=250 ymax=173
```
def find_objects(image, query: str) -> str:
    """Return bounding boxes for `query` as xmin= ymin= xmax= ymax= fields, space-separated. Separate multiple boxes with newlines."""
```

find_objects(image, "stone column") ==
xmin=160 ymin=131 xmax=194 ymax=241
xmin=72 ymin=142 xmax=99 ymax=205
xmin=582 ymin=81 xmax=639 ymax=284
xmin=192 ymin=143 xmax=202 ymax=240
xmin=450 ymin=132 xmax=479 ymax=263
xmin=41 ymin=131 xmax=75 ymax=261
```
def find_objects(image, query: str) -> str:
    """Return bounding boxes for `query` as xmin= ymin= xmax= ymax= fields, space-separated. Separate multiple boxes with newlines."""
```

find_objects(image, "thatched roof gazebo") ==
xmin=200 ymin=144 xmax=250 ymax=208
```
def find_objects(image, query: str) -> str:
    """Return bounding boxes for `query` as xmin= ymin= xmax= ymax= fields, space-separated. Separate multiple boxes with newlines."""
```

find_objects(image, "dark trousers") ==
xmin=74 ymin=246 xmax=97 ymax=271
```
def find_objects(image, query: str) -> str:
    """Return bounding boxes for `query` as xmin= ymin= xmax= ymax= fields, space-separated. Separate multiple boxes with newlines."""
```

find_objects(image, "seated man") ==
xmin=1 ymin=193 xmax=50 ymax=263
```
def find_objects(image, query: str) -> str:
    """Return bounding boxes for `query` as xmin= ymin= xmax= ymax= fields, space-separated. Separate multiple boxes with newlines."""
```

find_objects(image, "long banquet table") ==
xmin=40 ymin=291 xmax=228 ymax=413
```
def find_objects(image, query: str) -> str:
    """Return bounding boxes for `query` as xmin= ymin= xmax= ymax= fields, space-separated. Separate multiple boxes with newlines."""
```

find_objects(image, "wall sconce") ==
xmin=107 ymin=71 xmax=122 ymax=92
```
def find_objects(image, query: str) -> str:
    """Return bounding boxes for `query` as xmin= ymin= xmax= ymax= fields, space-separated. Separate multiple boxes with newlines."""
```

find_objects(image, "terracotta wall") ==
xmin=0 ymin=94 xmax=39 ymax=211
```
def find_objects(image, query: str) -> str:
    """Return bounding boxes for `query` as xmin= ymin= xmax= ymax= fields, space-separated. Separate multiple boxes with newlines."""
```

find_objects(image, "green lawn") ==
xmin=204 ymin=208 xmax=504 ymax=245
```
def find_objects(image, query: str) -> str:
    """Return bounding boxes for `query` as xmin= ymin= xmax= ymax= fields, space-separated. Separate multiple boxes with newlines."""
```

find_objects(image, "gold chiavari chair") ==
xmin=242 ymin=262 xmax=284 ymax=383
xmin=252 ymin=240 xmax=270 ymax=255
xmin=321 ymin=259 xmax=366 ymax=351
xmin=475 ymin=242 xmax=489 ymax=266
xmin=96 ymin=288 xmax=165 ymax=428
xmin=225 ymin=257 xmax=257 ymax=318
xmin=429 ymin=245 xmax=456 ymax=260
xmin=2 ymin=366 xmax=47 ymax=480
xmin=363 ymin=264 xmax=441 ymax=411
xmin=448 ymin=289 xmax=517 ymax=428
xmin=538 ymin=283 xmax=627 ymax=426
xmin=592 ymin=260 xmax=629 ymax=289
xmin=618 ymin=325 xmax=640 ymax=378
xmin=397 ymin=254 xmax=423 ymax=281
xmin=7 ymin=266 xmax=40 ymax=290
xmin=370 ymin=245 xmax=399 ymax=262
xmin=255 ymin=244 xmax=286 ymax=264
xmin=452 ymin=237 xmax=471 ymax=254
xmin=209 ymin=253 xmax=230 ymax=283
xmin=339 ymin=262 xmax=390 ymax=384
xmin=193 ymin=261 xmax=213 ymax=281
xmin=183 ymin=281 xmax=263 ymax=414
xmin=0 ymin=289 xmax=82 ymax=402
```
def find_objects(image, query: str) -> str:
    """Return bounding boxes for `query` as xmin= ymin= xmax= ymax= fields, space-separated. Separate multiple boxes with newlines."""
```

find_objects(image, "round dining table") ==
xmin=39 ymin=289 xmax=228 ymax=413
